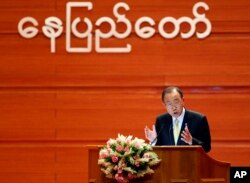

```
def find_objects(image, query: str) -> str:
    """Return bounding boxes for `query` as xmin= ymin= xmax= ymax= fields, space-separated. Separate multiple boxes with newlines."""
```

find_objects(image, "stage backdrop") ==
xmin=0 ymin=0 xmax=250 ymax=183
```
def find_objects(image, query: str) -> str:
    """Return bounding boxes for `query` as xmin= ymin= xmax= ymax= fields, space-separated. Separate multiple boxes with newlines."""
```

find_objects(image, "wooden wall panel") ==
xmin=0 ymin=0 xmax=55 ymax=9
xmin=2 ymin=0 xmax=250 ymax=33
xmin=0 ymin=0 xmax=250 ymax=183
xmin=209 ymin=144 xmax=250 ymax=166
xmin=1 ymin=89 xmax=250 ymax=142
xmin=0 ymin=35 xmax=250 ymax=87
xmin=0 ymin=145 xmax=88 ymax=183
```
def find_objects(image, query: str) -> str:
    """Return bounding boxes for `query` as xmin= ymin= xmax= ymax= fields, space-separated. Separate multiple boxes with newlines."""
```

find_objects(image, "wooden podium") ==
xmin=87 ymin=146 xmax=230 ymax=183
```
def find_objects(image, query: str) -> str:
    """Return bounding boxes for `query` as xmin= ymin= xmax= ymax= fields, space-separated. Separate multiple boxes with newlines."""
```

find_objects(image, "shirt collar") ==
xmin=172 ymin=108 xmax=185 ymax=124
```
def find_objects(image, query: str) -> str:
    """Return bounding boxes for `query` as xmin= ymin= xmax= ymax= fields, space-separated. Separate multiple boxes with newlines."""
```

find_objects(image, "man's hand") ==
xmin=144 ymin=125 xmax=157 ymax=142
xmin=181 ymin=123 xmax=192 ymax=145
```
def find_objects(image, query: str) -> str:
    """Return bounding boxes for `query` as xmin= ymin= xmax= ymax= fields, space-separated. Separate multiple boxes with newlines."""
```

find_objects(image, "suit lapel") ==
xmin=177 ymin=110 xmax=189 ymax=145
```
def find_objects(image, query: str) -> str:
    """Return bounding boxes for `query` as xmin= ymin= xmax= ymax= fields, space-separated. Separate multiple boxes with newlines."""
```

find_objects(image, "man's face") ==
xmin=163 ymin=90 xmax=184 ymax=118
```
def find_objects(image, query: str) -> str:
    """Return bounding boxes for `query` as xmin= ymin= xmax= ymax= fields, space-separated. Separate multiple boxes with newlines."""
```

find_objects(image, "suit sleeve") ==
xmin=192 ymin=116 xmax=211 ymax=152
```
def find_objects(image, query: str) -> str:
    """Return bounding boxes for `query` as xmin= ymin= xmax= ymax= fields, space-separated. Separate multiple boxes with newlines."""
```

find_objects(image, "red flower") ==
xmin=112 ymin=156 xmax=119 ymax=163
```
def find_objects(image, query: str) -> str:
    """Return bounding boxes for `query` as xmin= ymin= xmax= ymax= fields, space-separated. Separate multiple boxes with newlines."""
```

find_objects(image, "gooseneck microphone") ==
xmin=168 ymin=124 xmax=173 ymax=145
xmin=192 ymin=137 xmax=203 ymax=145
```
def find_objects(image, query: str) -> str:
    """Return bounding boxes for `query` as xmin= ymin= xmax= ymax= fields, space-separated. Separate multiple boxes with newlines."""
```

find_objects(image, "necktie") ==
xmin=174 ymin=118 xmax=179 ymax=145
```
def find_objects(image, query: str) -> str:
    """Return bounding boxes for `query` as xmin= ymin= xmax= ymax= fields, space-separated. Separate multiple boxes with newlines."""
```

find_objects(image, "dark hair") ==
xmin=161 ymin=86 xmax=184 ymax=102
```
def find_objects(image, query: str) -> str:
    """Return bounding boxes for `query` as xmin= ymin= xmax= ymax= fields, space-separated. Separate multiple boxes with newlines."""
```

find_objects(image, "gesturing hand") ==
xmin=144 ymin=125 xmax=157 ymax=143
xmin=181 ymin=123 xmax=192 ymax=145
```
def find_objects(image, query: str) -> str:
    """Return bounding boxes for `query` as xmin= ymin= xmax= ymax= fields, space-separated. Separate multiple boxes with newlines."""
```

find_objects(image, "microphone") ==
xmin=149 ymin=123 xmax=166 ymax=146
xmin=192 ymin=137 xmax=203 ymax=145
xmin=169 ymin=124 xmax=173 ymax=145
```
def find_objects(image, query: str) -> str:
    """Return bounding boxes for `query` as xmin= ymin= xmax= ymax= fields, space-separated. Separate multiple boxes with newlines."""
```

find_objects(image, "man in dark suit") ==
xmin=145 ymin=86 xmax=211 ymax=152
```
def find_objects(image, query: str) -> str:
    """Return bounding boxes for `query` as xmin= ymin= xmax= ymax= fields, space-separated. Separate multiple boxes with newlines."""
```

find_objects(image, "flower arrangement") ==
xmin=98 ymin=134 xmax=161 ymax=183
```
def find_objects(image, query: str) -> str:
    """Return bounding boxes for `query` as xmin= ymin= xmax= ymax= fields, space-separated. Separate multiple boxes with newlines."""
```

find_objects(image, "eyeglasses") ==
xmin=164 ymin=100 xmax=181 ymax=108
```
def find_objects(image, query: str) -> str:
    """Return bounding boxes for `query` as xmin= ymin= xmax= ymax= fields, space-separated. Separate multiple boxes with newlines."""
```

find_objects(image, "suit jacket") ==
xmin=155 ymin=109 xmax=211 ymax=152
